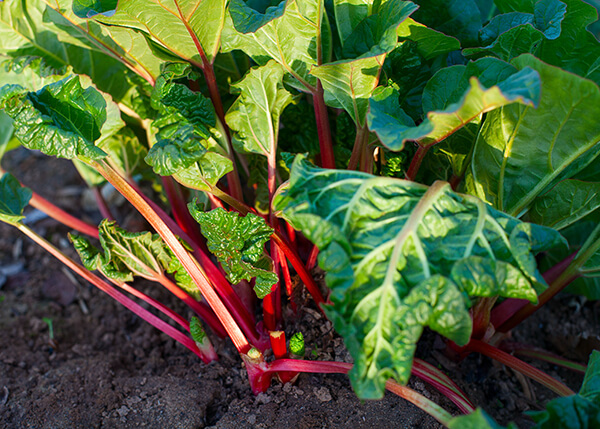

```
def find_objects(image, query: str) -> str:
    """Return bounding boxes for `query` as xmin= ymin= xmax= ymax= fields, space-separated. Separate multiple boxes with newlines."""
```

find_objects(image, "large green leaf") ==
xmin=75 ymin=0 xmax=228 ymax=65
xmin=273 ymin=155 xmax=563 ymax=398
xmin=396 ymin=18 xmax=460 ymax=60
xmin=188 ymin=205 xmax=277 ymax=298
xmin=537 ymin=0 xmax=600 ymax=86
xmin=311 ymin=54 xmax=385 ymax=127
xmin=222 ymin=0 xmax=324 ymax=91
xmin=226 ymin=61 xmax=294 ymax=157
xmin=44 ymin=0 xmax=164 ymax=83
xmin=411 ymin=0 xmax=482 ymax=46
xmin=467 ymin=54 xmax=600 ymax=217
xmin=0 ymin=75 xmax=124 ymax=161
xmin=464 ymin=0 xmax=567 ymax=61
xmin=339 ymin=0 xmax=418 ymax=58
xmin=368 ymin=57 xmax=540 ymax=151
xmin=528 ymin=351 xmax=600 ymax=428
xmin=0 ymin=173 xmax=32 ymax=226
xmin=528 ymin=180 xmax=600 ymax=230
xmin=0 ymin=0 xmax=138 ymax=100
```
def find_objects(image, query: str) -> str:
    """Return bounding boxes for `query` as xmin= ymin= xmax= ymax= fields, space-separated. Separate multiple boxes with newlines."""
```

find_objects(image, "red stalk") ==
xmin=266 ymin=360 xmax=453 ymax=425
xmin=127 ymin=180 xmax=266 ymax=348
xmin=93 ymin=160 xmax=251 ymax=354
xmin=412 ymin=359 xmax=475 ymax=414
xmin=313 ymin=82 xmax=336 ymax=169
xmin=500 ymin=342 xmax=587 ymax=374
xmin=18 ymin=224 xmax=216 ymax=363
xmin=29 ymin=189 xmax=99 ymax=238
xmin=307 ymin=244 xmax=319 ymax=270
xmin=405 ymin=145 xmax=429 ymax=181
xmin=467 ymin=339 xmax=575 ymax=397
xmin=161 ymin=176 xmax=205 ymax=247
xmin=92 ymin=186 xmax=115 ymax=221
xmin=272 ymin=231 xmax=326 ymax=308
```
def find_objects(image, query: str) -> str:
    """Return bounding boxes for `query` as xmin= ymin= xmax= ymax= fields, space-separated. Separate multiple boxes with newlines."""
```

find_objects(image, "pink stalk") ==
xmin=29 ymin=190 xmax=99 ymax=238
xmin=92 ymin=186 xmax=115 ymax=221
xmin=500 ymin=342 xmax=587 ymax=374
xmin=161 ymin=176 xmax=205 ymax=247
xmin=93 ymin=160 xmax=251 ymax=354
xmin=468 ymin=339 xmax=575 ymax=397
xmin=491 ymin=252 xmax=578 ymax=330
xmin=313 ymin=82 xmax=336 ymax=169
xmin=265 ymin=359 xmax=453 ymax=425
xmin=412 ymin=359 xmax=475 ymax=413
xmin=405 ymin=145 xmax=429 ymax=182
xmin=17 ymin=224 xmax=216 ymax=363
xmin=127 ymin=180 xmax=265 ymax=348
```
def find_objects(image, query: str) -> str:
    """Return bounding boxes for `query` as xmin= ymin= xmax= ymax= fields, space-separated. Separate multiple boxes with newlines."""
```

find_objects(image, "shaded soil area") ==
xmin=1 ymin=150 xmax=598 ymax=428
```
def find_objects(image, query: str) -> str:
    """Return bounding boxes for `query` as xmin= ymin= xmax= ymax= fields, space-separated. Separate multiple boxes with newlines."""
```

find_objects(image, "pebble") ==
xmin=314 ymin=387 xmax=332 ymax=402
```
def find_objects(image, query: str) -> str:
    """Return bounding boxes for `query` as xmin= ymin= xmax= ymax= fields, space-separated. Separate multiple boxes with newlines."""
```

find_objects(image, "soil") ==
xmin=1 ymin=149 xmax=598 ymax=428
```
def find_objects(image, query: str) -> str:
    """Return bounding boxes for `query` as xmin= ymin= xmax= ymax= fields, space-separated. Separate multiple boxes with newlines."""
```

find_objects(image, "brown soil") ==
xmin=1 ymin=150 xmax=598 ymax=428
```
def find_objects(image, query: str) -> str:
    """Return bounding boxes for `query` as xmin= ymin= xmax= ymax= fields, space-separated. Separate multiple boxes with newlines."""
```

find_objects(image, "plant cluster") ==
xmin=1 ymin=0 xmax=599 ymax=426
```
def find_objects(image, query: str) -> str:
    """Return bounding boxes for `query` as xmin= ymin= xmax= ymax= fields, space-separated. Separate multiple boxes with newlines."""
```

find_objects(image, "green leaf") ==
xmin=396 ymin=18 xmax=461 ymax=60
xmin=289 ymin=331 xmax=305 ymax=356
xmin=75 ymin=0 xmax=228 ymax=64
xmin=226 ymin=61 xmax=294 ymax=157
xmin=189 ymin=205 xmax=277 ymax=299
xmin=273 ymin=155 xmax=563 ymax=398
xmin=145 ymin=67 xmax=231 ymax=191
xmin=222 ymin=0 xmax=324 ymax=90
xmin=99 ymin=128 xmax=151 ymax=180
xmin=448 ymin=408 xmax=517 ymax=429
xmin=467 ymin=54 xmax=600 ymax=217
xmin=0 ymin=0 xmax=140 ymax=101
xmin=464 ymin=24 xmax=545 ymax=61
xmin=527 ymin=180 xmax=600 ymax=230
xmin=0 ymin=75 xmax=124 ymax=160
xmin=528 ymin=351 xmax=600 ymax=428
xmin=311 ymin=54 xmax=385 ymax=127
xmin=340 ymin=0 xmax=418 ymax=58
xmin=411 ymin=0 xmax=482 ymax=46
xmin=189 ymin=316 xmax=207 ymax=344
xmin=537 ymin=0 xmax=600 ymax=86
xmin=368 ymin=58 xmax=540 ymax=151
xmin=70 ymin=220 xmax=201 ymax=298
xmin=0 ymin=173 xmax=32 ymax=225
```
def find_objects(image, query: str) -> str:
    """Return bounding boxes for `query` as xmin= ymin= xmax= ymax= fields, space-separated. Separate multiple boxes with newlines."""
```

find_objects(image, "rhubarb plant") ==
xmin=1 ymin=0 xmax=600 ymax=426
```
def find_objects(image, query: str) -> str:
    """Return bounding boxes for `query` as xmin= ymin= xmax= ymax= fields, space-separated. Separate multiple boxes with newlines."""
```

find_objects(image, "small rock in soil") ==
xmin=41 ymin=271 xmax=77 ymax=306
xmin=314 ymin=387 xmax=332 ymax=402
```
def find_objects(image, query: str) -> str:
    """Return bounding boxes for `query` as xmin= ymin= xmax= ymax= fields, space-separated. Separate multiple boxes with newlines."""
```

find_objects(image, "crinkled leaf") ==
xmin=340 ymin=0 xmax=418 ymax=58
xmin=467 ymin=54 xmax=600 ymax=217
xmin=168 ymin=150 xmax=233 ymax=192
xmin=311 ymin=54 xmax=385 ymax=127
xmin=99 ymin=128 xmax=151 ymax=180
xmin=222 ymin=0 xmax=325 ymax=91
xmin=411 ymin=0 xmax=482 ymax=46
xmin=448 ymin=408 xmax=517 ymax=429
xmin=273 ymin=155 xmax=563 ymax=398
xmin=0 ymin=75 xmax=124 ymax=160
xmin=368 ymin=58 xmax=540 ymax=151
xmin=76 ymin=0 xmax=228 ymax=64
xmin=0 ymin=173 xmax=32 ymax=225
xmin=189 ymin=316 xmax=207 ymax=344
xmin=146 ymin=123 xmax=209 ymax=176
xmin=396 ymin=18 xmax=460 ymax=60
xmin=70 ymin=220 xmax=200 ymax=298
xmin=226 ymin=61 xmax=294 ymax=157
xmin=189 ymin=205 xmax=277 ymax=299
